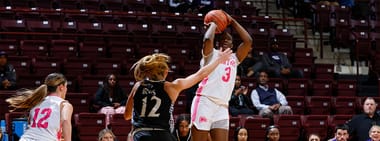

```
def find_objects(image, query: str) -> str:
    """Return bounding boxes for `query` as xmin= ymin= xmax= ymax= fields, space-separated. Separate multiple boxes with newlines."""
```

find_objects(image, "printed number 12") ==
xmin=31 ymin=108 xmax=52 ymax=128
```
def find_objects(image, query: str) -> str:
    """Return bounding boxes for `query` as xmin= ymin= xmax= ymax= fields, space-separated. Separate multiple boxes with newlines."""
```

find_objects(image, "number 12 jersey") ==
xmin=21 ymin=96 xmax=65 ymax=141
xmin=133 ymin=80 xmax=173 ymax=131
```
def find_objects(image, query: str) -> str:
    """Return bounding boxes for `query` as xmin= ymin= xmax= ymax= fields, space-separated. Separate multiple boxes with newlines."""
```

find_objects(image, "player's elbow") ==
xmin=245 ymin=36 xmax=253 ymax=46
xmin=203 ymin=36 xmax=213 ymax=43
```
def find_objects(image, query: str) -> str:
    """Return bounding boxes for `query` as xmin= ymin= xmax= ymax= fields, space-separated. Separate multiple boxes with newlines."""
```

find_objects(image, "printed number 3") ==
xmin=31 ymin=108 xmax=52 ymax=128
xmin=222 ymin=67 xmax=231 ymax=82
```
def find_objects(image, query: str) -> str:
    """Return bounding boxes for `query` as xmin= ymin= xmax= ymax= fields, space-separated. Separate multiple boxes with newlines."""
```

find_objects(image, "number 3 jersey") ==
xmin=197 ymin=48 xmax=239 ymax=106
xmin=21 ymin=95 xmax=65 ymax=141
xmin=133 ymin=80 xmax=173 ymax=131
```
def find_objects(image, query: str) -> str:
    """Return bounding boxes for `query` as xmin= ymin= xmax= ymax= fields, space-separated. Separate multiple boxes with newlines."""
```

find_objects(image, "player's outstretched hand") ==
xmin=217 ymin=48 xmax=233 ymax=63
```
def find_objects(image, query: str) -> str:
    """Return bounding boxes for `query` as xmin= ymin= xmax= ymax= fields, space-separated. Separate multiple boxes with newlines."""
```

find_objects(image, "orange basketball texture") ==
xmin=204 ymin=10 xmax=229 ymax=34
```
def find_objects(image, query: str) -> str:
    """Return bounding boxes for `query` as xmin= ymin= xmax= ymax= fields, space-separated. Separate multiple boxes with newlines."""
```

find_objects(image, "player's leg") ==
xmin=191 ymin=126 xmax=210 ymax=141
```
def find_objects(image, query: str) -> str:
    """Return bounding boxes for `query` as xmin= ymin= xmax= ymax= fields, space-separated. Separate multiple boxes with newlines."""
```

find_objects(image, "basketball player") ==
xmin=191 ymin=11 xmax=253 ymax=141
xmin=124 ymin=49 xmax=233 ymax=141
xmin=6 ymin=73 xmax=73 ymax=141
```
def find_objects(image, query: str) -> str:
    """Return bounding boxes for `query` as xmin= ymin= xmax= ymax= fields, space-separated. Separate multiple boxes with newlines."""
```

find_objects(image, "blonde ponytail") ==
xmin=6 ymin=84 xmax=48 ymax=112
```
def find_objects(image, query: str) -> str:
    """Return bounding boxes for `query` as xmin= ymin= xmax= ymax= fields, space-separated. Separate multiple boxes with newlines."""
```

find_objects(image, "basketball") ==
xmin=204 ymin=10 xmax=230 ymax=34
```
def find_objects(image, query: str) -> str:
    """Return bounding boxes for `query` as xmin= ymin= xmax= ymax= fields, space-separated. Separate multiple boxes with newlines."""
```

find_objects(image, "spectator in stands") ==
xmin=229 ymin=75 xmax=256 ymax=116
xmin=191 ymin=0 xmax=214 ymax=14
xmin=238 ymin=48 xmax=261 ymax=77
xmin=173 ymin=114 xmax=191 ymax=141
xmin=95 ymin=74 xmax=127 ymax=125
xmin=98 ymin=128 xmax=117 ymax=141
xmin=317 ymin=0 xmax=339 ymax=6
xmin=266 ymin=125 xmax=280 ymax=141
xmin=0 ymin=51 xmax=16 ymax=90
xmin=234 ymin=127 xmax=249 ymax=141
xmin=346 ymin=97 xmax=380 ymax=141
xmin=308 ymin=133 xmax=321 ymax=141
xmin=169 ymin=0 xmax=192 ymax=13
xmin=249 ymin=39 xmax=303 ymax=78
xmin=6 ymin=73 xmax=72 ymax=141
xmin=250 ymin=70 xmax=292 ymax=119
xmin=368 ymin=125 xmax=380 ymax=141
xmin=327 ymin=124 xmax=350 ymax=141
xmin=338 ymin=0 xmax=354 ymax=7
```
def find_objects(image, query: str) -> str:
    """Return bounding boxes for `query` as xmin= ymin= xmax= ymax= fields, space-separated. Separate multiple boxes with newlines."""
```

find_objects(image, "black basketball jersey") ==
xmin=133 ymin=80 xmax=174 ymax=130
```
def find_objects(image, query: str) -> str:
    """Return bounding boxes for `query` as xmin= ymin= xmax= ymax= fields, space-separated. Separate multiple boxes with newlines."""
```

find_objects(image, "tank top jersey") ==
xmin=133 ymin=80 xmax=174 ymax=131
xmin=196 ymin=48 xmax=239 ymax=106
xmin=21 ymin=96 xmax=65 ymax=141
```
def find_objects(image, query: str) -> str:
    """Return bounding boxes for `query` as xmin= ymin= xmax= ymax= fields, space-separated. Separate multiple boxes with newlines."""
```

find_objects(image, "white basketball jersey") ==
xmin=21 ymin=96 xmax=65 ymax=141
xmin=196 ymin=49 xmax=239 ymax=106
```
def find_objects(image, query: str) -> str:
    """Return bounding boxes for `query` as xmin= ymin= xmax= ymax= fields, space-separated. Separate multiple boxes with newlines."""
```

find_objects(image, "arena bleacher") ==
xmin=1 ymin=0 xmax=379 ymax=141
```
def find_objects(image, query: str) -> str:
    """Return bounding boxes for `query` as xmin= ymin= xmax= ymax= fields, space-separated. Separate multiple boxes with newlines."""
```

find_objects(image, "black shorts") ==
xmin=133 ymin=130 xmax=176 ymax=141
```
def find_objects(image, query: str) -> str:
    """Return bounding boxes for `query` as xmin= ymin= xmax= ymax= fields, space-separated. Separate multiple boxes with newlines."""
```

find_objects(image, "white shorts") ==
xmin=190 ymin=95 xmax=229 ymax=131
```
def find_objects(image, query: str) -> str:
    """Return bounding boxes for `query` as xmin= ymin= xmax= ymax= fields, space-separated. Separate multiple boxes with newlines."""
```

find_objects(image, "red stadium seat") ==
xmin=273 ymin=115 xmax=302 ymax=141
xmin=136 ymin=43 xmax=164 ymax=58
xmin=306 ymin=96 xmax=332 ymax=115
xmin=66 ymin=93 xmax=90 ymax=114
xmin=165 ymin=44 xmax=192 ymax=60
xmin=286 ymin=96 xmax=305 ymax=115
xmin=26 ymin=19 xmax=54 ymax=33
xmin=127 ymin=23 xmax=151 ymax=42
xmin=242 ymin=117 xmax=271 ymax=141
xmin=50 ymin=39 xmax=78 ymax=58
xmin=19 ymin=40 xmax=49 ymax=57
xmin=332 ymin=96 xmax=356 ymax=115
xmin=336 ymin=80 xmax=357 ymax=96
xmin=99 ymin=0 xmax=124 ymax=11
xmin=79 ymin=0 xmax=101 ymax=11
xmin=294 ymin=48 xmax=314 ymax=65
xmin=78 ymin=40 xmax=107 ymax=58
xmin=31 ymin=57 xmax=62 ymax=76
xmin=268 ymin=78 xmax=285 ymax=92
xmin=110 ymin=114 xmax=132 ymax=141
xmin=146 ymin=0 xmax=168 ymax=12
xmin=314 ymin=64 xmax=335 ymax=80
xmin=0 ymin=40 xmax=19 ymax=56
xmin=350 ymin=19 xmax=369 ymax=32
xmin=17 ymin=74 xmax=45 ymax=89
xmin=77 ymin=21 xmax=103 ymax=34
xmin=251 ymin=28 xmax=270 ymax=49
xmin=287 ymin=78 xmax=309 ymax=96
xmin=7 ymin=55 xmax=32 ymax=75
xmin=1 ymin=19 xmax=27 ymax=32
xmin=124 ymin=0 xmax=146 ymax=11
xmin=58 ymin=0 xmax=81 ymax=9
xmin=301 ymin=115 xmax=329 ymax=140
xmin=103 ymin=23 xmax=128 ymax=35
xmin=75 ymin=113 xmax=107 ymax=141
xmin=62 ymin=58 xmax=93 ymax=76
xmin=229 ymin=116 xmax=242 ymax=141
xmin=293 ymin=63 xmax=313 ymax=79
xmin=107 ymin=41 xmax=136 ymax=59
xmin=78 ymin=75 xmax=103 ymax=94
xmin=311 ymin=79 xmax=334 ymax=96
xmin=93 ymin=59 xmax=121 ymax=75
